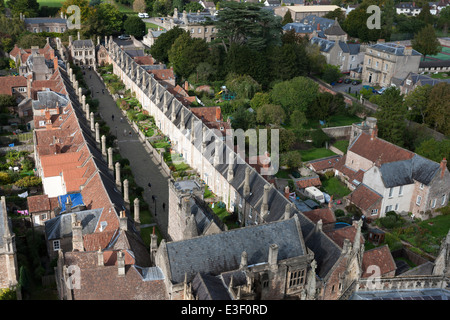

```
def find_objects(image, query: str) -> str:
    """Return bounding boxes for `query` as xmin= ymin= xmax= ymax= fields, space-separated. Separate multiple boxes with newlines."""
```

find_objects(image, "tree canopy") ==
xmin=124 ymin=15 xmax=146 ymax=38
xmin=150 ymin=26 xmax=186 ymax=63
xmin=412 ymin=24 xmax=441 ymax=60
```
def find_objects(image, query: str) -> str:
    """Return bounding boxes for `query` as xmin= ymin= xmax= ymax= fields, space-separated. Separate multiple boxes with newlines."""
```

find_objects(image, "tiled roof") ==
xmin=296 ymin=176 xmax=322 ymax=189
xmin=347 ymin=183 xmax=382 ymax=211
xmin=302 ymin=208 xmax=336 ymax=224
xmin=190 ymin=106 xmax=223 ymax=123
xmin=307 ymin=155 xmax=342 ymax=172
xmin=348 ymin=132 xmax=414 ymax=165
xmin=325 ymin=224 xmax=364 ymax=249
xmin=27 ymin=194 xmax=57 ymax=213
xmin=0 ymin=76 xmax=27 ymax=95
xmin=133 ymin=56 xmax=154 ymax=66
xmin=361 ymin=245 xmax=396 ymax=278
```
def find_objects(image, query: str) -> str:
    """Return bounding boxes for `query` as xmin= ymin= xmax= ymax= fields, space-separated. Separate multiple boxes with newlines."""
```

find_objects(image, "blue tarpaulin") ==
xmin=58 ymin=193 xmax=84 ymax=212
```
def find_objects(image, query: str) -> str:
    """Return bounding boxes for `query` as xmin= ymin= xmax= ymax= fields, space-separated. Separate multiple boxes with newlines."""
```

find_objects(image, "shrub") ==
xmin=334 ymin=209 xmax=345 ymax=217
xmin=0 ymin=288 xmax=17 ymax=300
xmin=311 ymin=128 xmax=330 ymax=148
xmin=15 ymin=176 xmax=41 ymax=188
xmin=0 ymin=172 xmax=11 ymax=184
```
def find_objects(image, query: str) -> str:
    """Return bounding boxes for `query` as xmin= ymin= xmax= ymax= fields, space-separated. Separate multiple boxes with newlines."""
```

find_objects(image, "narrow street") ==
xmin=82 ymin=67 xmax=171 ymax=238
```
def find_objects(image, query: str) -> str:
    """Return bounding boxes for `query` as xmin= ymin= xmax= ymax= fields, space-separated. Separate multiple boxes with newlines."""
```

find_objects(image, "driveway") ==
xmin=83 ymin=68 xmax=171 ymax=238
xmin=332 ymin=81 xmax=363 ymax=95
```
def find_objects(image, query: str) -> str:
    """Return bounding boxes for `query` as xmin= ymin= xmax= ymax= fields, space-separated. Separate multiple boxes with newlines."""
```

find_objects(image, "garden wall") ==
xmin=391 ymin=247 xmax=432 ymax=266
xmin=0 ymin=145 xmax=34 ymax=155
xmin=322 ymin=125 xmax=352 ymax=140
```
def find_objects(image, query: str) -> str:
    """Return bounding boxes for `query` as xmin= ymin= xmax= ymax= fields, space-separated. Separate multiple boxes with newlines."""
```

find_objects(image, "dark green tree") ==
xmin=124 ymin=15 xmax=146 ymax=38
xmin=184 ymin=1 xmax=202 ymax=12
xmin=425 ymin=82 xmax=450 ymax=136
xmin=84 ymin=3 xmax=124 ymax=37
xmin=412 ymin=24 xmax=441 ymax=60
xmin=321 ymin=64 xmax=341 ymax=84
xmin=281 ymin=10 xmax=293 ymax=26
xmin=417 ymin=3 xmax=435 ymax=26
xmin=150 ymin=26 xmax=186 ymax=63
xmin=375 ymin=87 xmax=407 ymax=147
xmin=323 ymin=8 xmax=345 ymax=25
xmin=168 ymin=32 xmax=209 ymax=81
xmin=415 ymin=138 xmax=450 ymax=170
xmin=8 ymin=0 xmax=39 ymax=17
xmin=17 ymin=33 xmax=46 ymax=48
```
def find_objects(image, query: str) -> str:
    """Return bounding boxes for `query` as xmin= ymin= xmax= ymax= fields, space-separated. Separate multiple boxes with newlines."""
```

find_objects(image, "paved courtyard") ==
xmin=83 ymin=68 xmax=171 ymax=238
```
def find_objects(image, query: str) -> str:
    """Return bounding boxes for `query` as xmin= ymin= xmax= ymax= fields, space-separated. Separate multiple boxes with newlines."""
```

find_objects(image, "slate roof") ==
xmin=310 ymin=36 xmax=335 ymax=52
xmin=379 ymin=154 xmax=442 ymax=188
xmin=24 ymin=17 xmax=67 ymax=24
xmin=368 ymin=42 xmax=422 ymax=56
xmin=44 ymin=208 xmax=103 ymax=240
xmin=323 ymin=18 xmax=346 ymax=36
xmin=164 ymin=216 xmax=306 ymax=283
xmin=72 ymin=39 xmax=94 ymax=49
xmin=283 ymin=23 xmax=314 ymax=34
xmin=192 ymin=273 xmax=232 ymax=300
xmin=419 ymin=60 xmax=450 ymax=68
xmin=338 ymin=42 xmax=360 ymax=55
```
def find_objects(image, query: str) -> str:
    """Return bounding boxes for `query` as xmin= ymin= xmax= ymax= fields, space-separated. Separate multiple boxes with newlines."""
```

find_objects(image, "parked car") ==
xmin=138 ymin=12 xmax=149 ymax=18
xmin=352 ymin=80 xmax=360 ymax=85
xmin=363 ymin=85 xmax=376 ymax=93
xmin=344 ymin=78 xmax=352 ymax=84
xmin=118 ymin=34 xmax=131 ymax=40
xmin=337 ymin=78 xmax=343 ymax=83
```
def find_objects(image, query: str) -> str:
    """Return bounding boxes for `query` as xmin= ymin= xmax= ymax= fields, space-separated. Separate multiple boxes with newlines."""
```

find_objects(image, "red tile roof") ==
xmin=133 ymin=56 xmax=154 ymax=65
xmin=349 ymin=132 xmax=414 ymax=165
xmin=308 ymin=155 xmax=342 ymax=172
xmin=296 ymin=176 xmax=322 ymax=189
xmin=347 ymin=184 xmax=382 ymax=211
xmin=0 ymin=76 xmax=27 ymax=95
xmin=361 ymin=245 xmax=396 ymax=278
xmin=83 ymin=229 xmax=118 ymax=252
xmin=303 ymin=208 xmax=336 ymax=224
xmin=325 ymin=224 xmax=364 ymax=249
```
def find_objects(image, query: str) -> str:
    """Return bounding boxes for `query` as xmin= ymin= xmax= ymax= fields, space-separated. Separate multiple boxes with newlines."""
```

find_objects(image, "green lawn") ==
xmin=300 ymin=148 xmax=336 ymax=162
xmin=321 ymin=176 xmax=351 ymax=198
xmin=327 ymin=114 xmax=362 ymax=127
xmin=333 ymin=140 xmax=349 ymax=153
xmin=146 ymin=22 xmax=163 ymax=30
xmin=418 ymin=214 xmax=450 ymax=239
xmin=37 ymin=0 xmax=64 ymax=7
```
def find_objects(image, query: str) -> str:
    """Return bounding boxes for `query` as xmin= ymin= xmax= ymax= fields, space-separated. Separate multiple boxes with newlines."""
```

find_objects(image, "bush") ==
xmin=334 ymin=209 xmax=345 ymax=217
xmin=0 ymin=288 xmax=17 ymax=300
xmin=311 ymin=128 xmax=330 ymax=148
xmin=14 ymin=176 xmax=41 ymax=188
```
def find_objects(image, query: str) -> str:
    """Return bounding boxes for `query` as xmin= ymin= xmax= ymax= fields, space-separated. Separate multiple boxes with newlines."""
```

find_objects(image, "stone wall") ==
xmin=322 ymin=125 xmax=352 ymax=140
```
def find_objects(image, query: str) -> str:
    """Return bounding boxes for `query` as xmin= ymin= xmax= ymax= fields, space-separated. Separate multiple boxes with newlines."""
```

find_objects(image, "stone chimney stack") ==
xmin=123 ymin=179 xmax=130 ymax=209
xmin=370 ymin=125 xmax=378 ymax=140
xmin=65 ymin=195 xmax=72 ymax=213
xmin=119 ymin=210 xmax=128 ymax=231
xmin=101 ymin=135 xmax=107 ymax=157
xmin=150 ymin=227 xmax=158 ymax=266
xmin=261 ymin=184 xmax=270 ymax=218
xmin=117 ymin=250 xmax=125 ymax=276
xmin=108 ymin=148 xmax=114 ymax=171
xmin=240 ymin=251 xmax=248 ymax=270
xmin=90 ymin=112 xmax=95 ymax=132
xmin=441 ymin=158 xmax=447 ymax=179
xmin=115 ymin=162 xmax=121 ymax=191
xmin=77 ymin=31 xmax=80 ymax=40
xmin=97 ymin=247 xmax=103 ymax=266
xmin=85 ymin=101 xmax=90 ymax=120
xmin=284 ymin=203 xmax=291 ymax=220
xmin=134 ymin=198 xmax=140 ymax=226
xmin=316 ymin=219 xmax=323 ymax=232
xmin=214 ymin=138 xmax=221 ymax=167
xmin=268 ymin=244 xmax=279 ymax=270
xmin=227 ymin=152 xmax=234 ymax=181
xmin=71 ymin=213 xmax=83 ymax=252
xmin=243 ymin=167 xmax=251 ymax=198
xmin=95 ymin=122 xmax=100 ymax=143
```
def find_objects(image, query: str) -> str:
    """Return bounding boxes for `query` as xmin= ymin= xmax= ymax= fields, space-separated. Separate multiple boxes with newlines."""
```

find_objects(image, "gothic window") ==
xmin=262 ymin=273 xmax=269 ymax=288
xmin=288 ymin=269 xmax=305 ymax=288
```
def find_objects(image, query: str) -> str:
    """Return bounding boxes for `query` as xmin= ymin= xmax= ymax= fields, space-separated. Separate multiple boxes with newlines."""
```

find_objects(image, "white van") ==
xmin=138 ymin=12 xmax=149 ymax=18
xmin=304 ymin=186 xmax=325 ymax=204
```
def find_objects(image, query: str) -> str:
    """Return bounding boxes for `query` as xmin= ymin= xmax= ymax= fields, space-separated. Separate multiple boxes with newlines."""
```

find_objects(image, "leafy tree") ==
xmin=425 ymin=82 xmax=450 ymax=136
xmin=310 ymin=128 xmax=330 ymax=148
xmin=404 ymin=84 xmax=432 ymax=123
xmin=184 ymin=1 xmax=202 ymax=12
xmin=124 ymin=15 xmax=146 ymax=38
xmin=8 ymin=0 xmax=39 ymax=17
xmin=59 ymin=0 xmax=92 ymax=24
xmin=168 ymin=32 xmax=209 ymax=81
xmin=342 ymin=1 xmax=382 ymax=43
xmin=84 ymin=3 xmax=124 ymax=37
xmin=375 ymin=87 xmax=407 ymax=147
xmin=230 ymin=104 xmax=255 ymax=131
xmin=412 ymin=24 xmax=441 ymax=60
xmin=269 ymin=42 xmax=309 ymax=81
xmin=225 ymin=73 xmax=261 ymax=100
xmin=152 ymin=0 xmax=172 ymax=16
xmin=256 ymin=104 xmax=285 ymax=126
xmin=17 ymin=33 xmax=46 ymax=49
xmin=437 ymin=6 xmax=450 ymax=33
xmin=321 ymin=64 xmax=341 ymax=84
xmin=215 ymin=2 xmax=281 ymax=52
xmin=15 ymin=176 xmax=41 ymax=188
xmin=270 ymin=76 xmax=319 ymax=115
xmin=281 ymin=10 xmax=293 ymax=26
xmin=417 ymin=3 xmax=435 ymax=26
xmin=323 ymin=8 xmax=345 ymax=25
xmin=150 ymin=26 xmax=185 ymax=63
xmin=305 ymin=42 xmax=327 ymax=75
xmin=0 ymin=94 xmax=17 ymax=112
xmin=280 ymin=151 xmax=302 ymax=169
xmin=250 ymin=92 xmax=271 ymax=111
xmin=278 ymin=127 xmax=297 ymax=153
xmin=310 ymin=92 xmax=334 ymax=121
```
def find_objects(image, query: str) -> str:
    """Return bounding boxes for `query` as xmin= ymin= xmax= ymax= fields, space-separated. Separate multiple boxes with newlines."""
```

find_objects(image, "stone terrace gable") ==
xmin=162 ymin=216 xmax=307 ymax=284
xmin=347 ymin=183 xmax=382 ymax=213
xmin=325 ymin=224 xmax=365 ymax=249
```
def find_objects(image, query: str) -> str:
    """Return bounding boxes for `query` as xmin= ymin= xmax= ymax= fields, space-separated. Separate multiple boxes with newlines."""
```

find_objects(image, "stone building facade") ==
xmin=0 ymin=197 xmax=19 ymax=295
xmin=69 ymin=33 xmax=95 ymax=67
